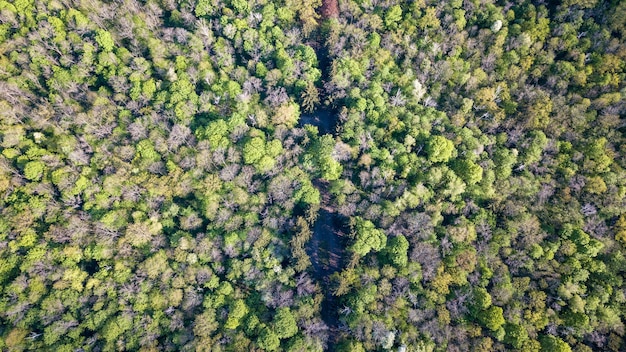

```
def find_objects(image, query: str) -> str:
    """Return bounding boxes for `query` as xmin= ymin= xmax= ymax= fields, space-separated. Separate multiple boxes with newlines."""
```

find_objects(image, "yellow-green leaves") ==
xmin=351 ymin=217 xmax=387 ymax=257
xmin=95 ymin=29 xmax=114 ymax=52
xmin=427 ymin=135 xmax=455 ymax=163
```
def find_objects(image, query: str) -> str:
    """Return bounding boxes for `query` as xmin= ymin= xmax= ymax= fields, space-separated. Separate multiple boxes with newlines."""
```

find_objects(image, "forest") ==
xmin=0 ymin=0 xmax=625 ymax=351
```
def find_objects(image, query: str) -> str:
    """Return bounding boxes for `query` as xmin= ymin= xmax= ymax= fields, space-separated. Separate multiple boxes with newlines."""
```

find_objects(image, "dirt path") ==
xmin=305 ymin=180 xmax=347 ymax=350
xmin=302 ymin=5 xmax=347 ymax=349
xmin=305 ymin=209 xmax=345 ymax=350
xmin=300 ymin=1 xmax=339 ymax=137
xmin=307 ymin=209 xmax=343 ymax=280
xmin=300 ymin=109 xmax=336 ymax=135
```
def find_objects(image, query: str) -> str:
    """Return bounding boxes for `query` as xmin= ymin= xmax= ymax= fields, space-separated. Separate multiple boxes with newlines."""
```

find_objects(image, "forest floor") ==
xmin=300 ymin=109 xmax=345 ymax=349
xmin=305 ymin=180 xmax=347 ymax=351
xmin=299 ymin=109 xmax=336 ymax=135
xmin=303 ymin=5 xmax=346 ymax=349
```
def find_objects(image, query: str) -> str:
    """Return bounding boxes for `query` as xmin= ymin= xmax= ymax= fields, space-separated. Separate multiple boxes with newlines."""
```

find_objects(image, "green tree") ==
xmin=309 ymin=134 xmax=343 ymax=181
xmin=520 ymin=131 xmax=547 ymax=165
xmin=319 ymin=155 xmax=343 ymax=181
xmin=225 ymin=299 xmax=249 ymax=330
xmin=479 ymin=305 xmax=505 ymax=331
xmin=472 ymin=287 xmax=493 ymax=311
xmin=23 ymin=161 xmax=45 ymax=181
xmin=194 ymin=0 xmax=214 ymax=16
xmin=351 ymin=217 xmax=387 ymax=257
xmin=385 ymin=5 xmax=403 ymax=29
xmin=504 ymin=323 xmax=529 ymax=348
xmin=614 ymin=215 xmax=626 ymax=244
xmin=452 ymin=158 xmax=483 ymax=185
xmin=258 ymin=327 xmax=280 ymax=351
xmin=301 ymin=81 xmax=319 ymax=113
xmin=243 ymin=137 xmax=266 ymax=165
xmin=273 ymin=308 xmax=298 ymax=339
xmin=383 ymin=235 xmax=409 ymax=267
xmin=427 ymin=135 xmax=455 ymax=163
xmin=272 ymin=102 xmax=300 ymax=127
xmin=539 ymin=335 xmax=572 ymax=352
xmin=337 ymin=341 xmax=365 ymax=352
xmin=95 ymin=29 xmax=114 ymax=52
xmin=201 ymin=119 xmax=230 ymax=149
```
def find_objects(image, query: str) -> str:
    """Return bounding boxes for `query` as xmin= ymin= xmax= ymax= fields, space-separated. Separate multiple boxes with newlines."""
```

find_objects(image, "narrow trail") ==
xmin=301 ymin=3 xmax=346 ymax=349
xmin=300 ymin=109 xmax=336 ymax=135
xmin=304 ymin=181 xmax=347 ymax=351
xmin=298 ymin=48 xmax=345 ymax=347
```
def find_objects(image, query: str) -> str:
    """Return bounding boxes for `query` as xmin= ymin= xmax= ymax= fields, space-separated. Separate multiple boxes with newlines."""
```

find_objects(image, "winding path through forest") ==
xmin=300 ymin=109 xmax=336 ymax=135
xmin=300 ymin=3 xmax=346 ymax=349
xmin=304 ymin=181 xmax=347 ymax=351
xmin=298 ymin=80 xmax=344 ymax=346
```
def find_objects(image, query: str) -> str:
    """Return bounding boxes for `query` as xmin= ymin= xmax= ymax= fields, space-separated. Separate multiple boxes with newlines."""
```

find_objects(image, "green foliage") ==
xmin=427 ymin=135 xmax=455 ymax=163
xmin=319 ymin=155 xmax=343 ymax=181
xmin=383 ymin=235 xmax=409 ymax=267
xmin=225 ymin=299 xmax=249 ymax=330
xmin=95 ymin=29 xmax=114 ymax=52
xmin=452 ymin=158 xmax=483 ymax=185
xmin=615 ymin=215 xmax=626 ymax=244
xmin=521 ymin=131 xmax=547 ymax=164
xmin=294 ymin=177 xmax=320 ymax=205
xmin=200 ymin=119 xmax=230 ymax=149
xmin=494 ymin=147 xmax=517 ymax=179
xmin=307 ymin=134 xmax=344 ymax=180
xmin=258 ymin=327 xmax=280 ymax=351
xmin=337 ymin=341 xmax=365 ymax=352
xmin=301 ymin=81 xmax=320 ymax=113
xmin=273 ymin=308 xmax=298 ymax=339
xmin=385 ymin=5 xmax=403 ymax=29
xmin=243 ymin=137 xmax=266 ymax=164
xmin=194 ymin=0 xmax=214 ymax=17
xmin=351 ymin=217 xmax=387 ymax=257
xmin=23 ymin=160 xmax=45 ymax=181
xmin=1 ymin=0 xmax=626 ymax=351
xmin=504 ymin=323 xmax=528 ymax=348
xmin=472 ymin=287 xmax=493 ymax=311
xmin=539 ymin=335 xmax=572 ymax=352
xmin=478 ymin=305 xmax=505 ymax=331
xmin=242 ymin=136 xmax=282 ymax=172
xmin=230 ymin=0 xmax=249 ymax=14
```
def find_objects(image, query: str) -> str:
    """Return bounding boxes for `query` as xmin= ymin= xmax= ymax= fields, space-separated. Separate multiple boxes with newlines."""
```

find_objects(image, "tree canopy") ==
xmin=0 ymin=0 xmax=625 ymax=351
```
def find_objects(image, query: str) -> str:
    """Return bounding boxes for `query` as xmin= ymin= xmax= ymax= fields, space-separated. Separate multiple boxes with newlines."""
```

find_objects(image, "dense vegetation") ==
xmin=0 ymin=0 xmax=625 ymax=351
